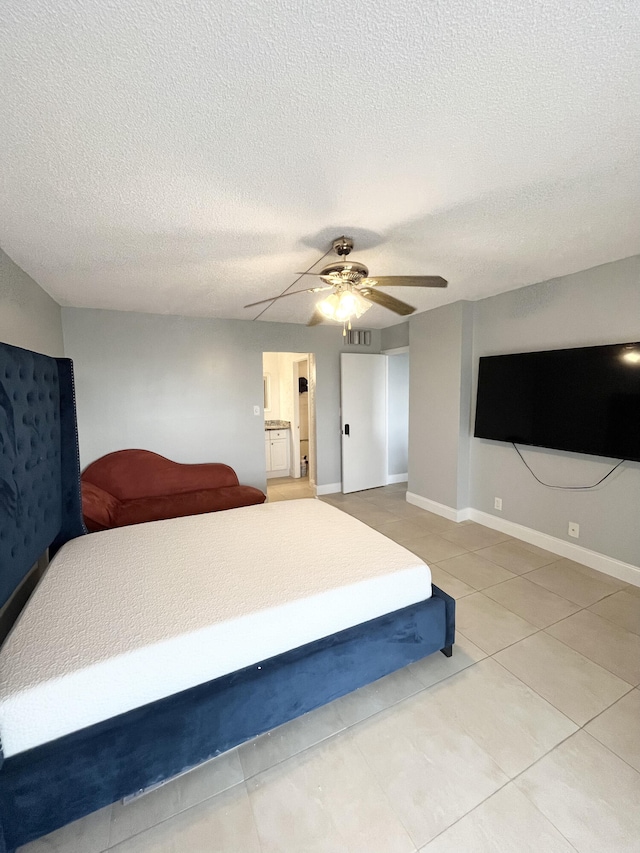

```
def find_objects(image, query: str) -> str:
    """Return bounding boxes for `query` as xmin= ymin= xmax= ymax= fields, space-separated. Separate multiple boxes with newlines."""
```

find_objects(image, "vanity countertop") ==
xmin=264 ymin=420 xmax=291 ymax=430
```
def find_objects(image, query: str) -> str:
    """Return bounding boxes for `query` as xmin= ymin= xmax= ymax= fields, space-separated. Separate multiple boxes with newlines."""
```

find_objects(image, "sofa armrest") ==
xmin=82 ymin=482 xmax=121 ymax=532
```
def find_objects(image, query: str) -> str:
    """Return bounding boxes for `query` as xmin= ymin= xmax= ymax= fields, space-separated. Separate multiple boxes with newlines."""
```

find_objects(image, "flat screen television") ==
xmin=474 ymin=341 xmax=640 ymax=463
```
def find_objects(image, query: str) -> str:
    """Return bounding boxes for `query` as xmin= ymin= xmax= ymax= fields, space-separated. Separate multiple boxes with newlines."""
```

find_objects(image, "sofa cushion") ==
xmin=115 ymin=485 xmax=267 ymax=527
xmin=82 ymin=482 xmax=121 ymax=532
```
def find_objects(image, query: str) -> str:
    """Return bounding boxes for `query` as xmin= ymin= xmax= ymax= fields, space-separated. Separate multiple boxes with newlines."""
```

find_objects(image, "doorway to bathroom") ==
xmin=262 ymin=352 xmax=316 ymax=498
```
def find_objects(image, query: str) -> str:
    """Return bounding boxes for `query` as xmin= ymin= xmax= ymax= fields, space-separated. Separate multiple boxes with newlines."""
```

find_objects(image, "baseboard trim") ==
xmin=404 ymin=494 xmax=639 ymax=586
xmin=316 ymin=482 xmax=342 ymax=496
xmin=468 ymin=509 xmax=640 ymax=587
xmin=406 ymin=492 xmax=470 ymax=523
xmin=387 ymin=473 xmax=408 ymax=485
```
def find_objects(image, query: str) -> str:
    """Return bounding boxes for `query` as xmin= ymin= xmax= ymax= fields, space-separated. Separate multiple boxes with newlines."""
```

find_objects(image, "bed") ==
xmin=0 ymin=341 xmax=455 ymax=852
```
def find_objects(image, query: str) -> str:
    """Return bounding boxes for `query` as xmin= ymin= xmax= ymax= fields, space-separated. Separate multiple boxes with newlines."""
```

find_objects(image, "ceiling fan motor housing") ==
xmin=332 ymin=236 xmax=354 ymax=256
xmin=319 ymin=260 xmax=369 ymax=281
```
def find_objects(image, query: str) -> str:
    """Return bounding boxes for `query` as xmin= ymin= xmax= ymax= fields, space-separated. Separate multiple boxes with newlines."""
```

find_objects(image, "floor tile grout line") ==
xmin=508 ymin=727 xmax=640 ymax=849
xmin=345 ymin=720 xmax=469 ymax=852
xmin=488 ymin=651 xmax=635 ymax=731
xmin=338 ymin=728 xmax=422 ymax=852
xmin=103 ymin=776 xmax=252 ymax=852
xmin=537 ymin=625 xmax=640 ymax=687
xmin=413 ymin=774 xmax=582 ymax=853
xmin=238 ymin=653 xmax=485 ymax=784
xmin=242 ymin=777 xmax=266 ymax=853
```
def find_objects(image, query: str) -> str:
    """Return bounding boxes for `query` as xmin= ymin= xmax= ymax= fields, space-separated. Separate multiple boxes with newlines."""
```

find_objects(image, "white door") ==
xmin=340 ymin=353 xmax=388 ymax=493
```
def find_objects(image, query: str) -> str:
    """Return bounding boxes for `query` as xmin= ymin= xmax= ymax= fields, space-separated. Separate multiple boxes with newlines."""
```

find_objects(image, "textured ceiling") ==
xmin=1 ymin=0 xmax=639 ymax=328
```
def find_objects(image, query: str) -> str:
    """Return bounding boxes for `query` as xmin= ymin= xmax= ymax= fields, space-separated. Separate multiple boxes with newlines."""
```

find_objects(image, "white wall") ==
xmin=381 ymin=322 xmax=409 ymax=351
xmin=387 ymin=353 xmax=409 ymax=477
xmin=470 ymin=255 xmax=640 ymax=567
xmin=62 ymin=307 xmax=381 ymax=491
xmin=408 ymin=301 xmax=473 ymax=509
xmin=0 ymin=248 xmax=64 ymax=356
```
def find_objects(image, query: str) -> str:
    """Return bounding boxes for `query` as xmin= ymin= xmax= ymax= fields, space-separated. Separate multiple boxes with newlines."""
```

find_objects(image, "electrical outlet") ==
xmin=253 ymin=405 xmax=260 ymax=416
xmin=494 ymin=497 xmax=502 ymax=511
xmin=568 ymin=522 xmax=579 ymax=538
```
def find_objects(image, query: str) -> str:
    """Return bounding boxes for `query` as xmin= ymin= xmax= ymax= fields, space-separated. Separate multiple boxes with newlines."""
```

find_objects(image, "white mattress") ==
xmin=0 ymin=499 xmax=431 ymax=757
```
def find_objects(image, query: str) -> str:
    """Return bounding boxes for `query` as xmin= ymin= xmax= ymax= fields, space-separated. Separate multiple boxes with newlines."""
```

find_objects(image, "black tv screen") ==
xmin=474 ymin=342 xmax=640 ymax=462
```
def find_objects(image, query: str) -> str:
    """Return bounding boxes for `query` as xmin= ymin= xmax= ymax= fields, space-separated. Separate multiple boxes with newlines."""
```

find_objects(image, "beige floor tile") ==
xmin=267 ymin=491 xmax=306 ymax=502
xmin=247 ymin=735 xmax=415 ymax=853
xmin=349 ymin=507 xmax=403 ymax=527
xmin=408 ymin=631 xmax=487 ymax=688
xmin=318 ymin=493 xmax=347 ymax=505
xmin=455 ymin=593 xmax=538 ymax=654
xmin=402 ymin=533 xmax=468 ymax=563
xmin=516 ymin=731 xmax=640 ymax=853
xmin=339 ymin=497 xmax=384 ymax=518
xmin=495 ymin=632 xmax=632 ymax=726
xmin=585 ymin=688 xmax=640 ymax=772
xmin=376 ymin=518 xmax=437 ymax=543
xmin=409 ymin=512 xmax=462 ymax=536
xmin=383 ymin=501 xmax=433 ymax=519
xmin=483 ymin=576 xmax=581 ymax=628
xmin=429 ymin=564 xmax=476 ymax=599
xmin=424 ymin=659 xmax=577 ymax=777
xmin=108 ymin=749 xmax=243 ymax=846
xmin=17 ymin=805 xmax=111 ymax=853
xmin=474 ymin=539 xmax=558 ymax=574
xmin=526 ymin=559 xmax=626 ymax=607
xmin=419 ymin=783 xmax=576 ymax=853
xmin=330 ymin=664 xmax=424 ymax=728
xmin=440 ymin=523 xmax=511 ymax=551
xmin=238 ymin=700 xmax=346 ymax=779
xmin=625 ymin=582 xmax=640 ymax=598
xmin=437 ymin=552 xmax=516 ymax=590
xmin=547 ymin=609 xmax=640 ymax=685
xmin=351 ymin=690 xmax=508 ymax=847
xmin=589 ymin=590 xmax=640 ymax=635
xmin=108 ymin=783 xmax=261 ymax=853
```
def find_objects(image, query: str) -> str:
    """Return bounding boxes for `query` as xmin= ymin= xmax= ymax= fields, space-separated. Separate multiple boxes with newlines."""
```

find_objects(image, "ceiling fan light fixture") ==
xmin=317 ymin=288 xmax=372 ymax=323
xmin=318 ymin=292 xmax=340 ymax=319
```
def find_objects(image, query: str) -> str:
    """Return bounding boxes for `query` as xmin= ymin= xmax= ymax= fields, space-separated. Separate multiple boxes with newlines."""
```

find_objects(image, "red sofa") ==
xmin=81 ymin=449 xmax=266 ymax=532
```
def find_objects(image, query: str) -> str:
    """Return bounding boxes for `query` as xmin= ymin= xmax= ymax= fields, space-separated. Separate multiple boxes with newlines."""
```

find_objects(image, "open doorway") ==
xmin=262 ymin=352 xmax=317 ymax=500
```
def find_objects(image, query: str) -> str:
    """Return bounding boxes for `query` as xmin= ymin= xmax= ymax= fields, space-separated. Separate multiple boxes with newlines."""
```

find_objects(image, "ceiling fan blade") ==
xmin=365 ymin=276 xmax=448 ymax=288
xmin=244 ymin=285 xmax=332 ymax=309
xmin=358 ymin=287 xmax=416 ymax=316
xmin=307 ymin=308 xmax=325 ymax=326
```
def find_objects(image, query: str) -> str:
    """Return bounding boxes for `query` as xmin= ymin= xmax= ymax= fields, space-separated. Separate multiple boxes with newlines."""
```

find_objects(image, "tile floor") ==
xmin=20 ymin=485 xmax=640 ymax=852
xmin=266 ymin=475 xmax=315 ymax=502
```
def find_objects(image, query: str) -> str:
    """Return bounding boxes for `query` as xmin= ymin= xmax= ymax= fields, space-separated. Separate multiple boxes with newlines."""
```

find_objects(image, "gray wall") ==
xmin=381 ymin=322 xmax=409 ymax=351
xmin=387 ymin=353 xmax=409 ymax=476
xmin=470 ymin=255 xmax=640 ymax=566
xmin=0 ymin=248 xmax=64 ymax=356
xmin=408 ymin=301 xmax=473 ymax=509
xmin=62 ymin=308 xmax=381 ymax=491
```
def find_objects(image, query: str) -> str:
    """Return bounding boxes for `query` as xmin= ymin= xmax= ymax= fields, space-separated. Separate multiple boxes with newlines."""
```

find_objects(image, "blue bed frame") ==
xmin=0 ymin=341 xmax=455 ymax=852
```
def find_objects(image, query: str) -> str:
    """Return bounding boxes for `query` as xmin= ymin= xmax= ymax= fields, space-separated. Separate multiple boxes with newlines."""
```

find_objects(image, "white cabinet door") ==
xmin=265 ymin=438 xmax=271 ymax=469
xmin=270 ymin=439 xmax=288 ymax=471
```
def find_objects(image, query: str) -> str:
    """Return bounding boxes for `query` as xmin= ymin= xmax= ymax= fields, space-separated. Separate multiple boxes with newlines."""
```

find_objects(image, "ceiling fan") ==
xmin=244 ymin=236 xmax=447 ymax=331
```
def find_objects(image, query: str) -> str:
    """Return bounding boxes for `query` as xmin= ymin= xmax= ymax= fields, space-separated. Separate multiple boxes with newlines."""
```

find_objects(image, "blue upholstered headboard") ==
xmin=0 ymin=342 xmax=86 ymax=609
